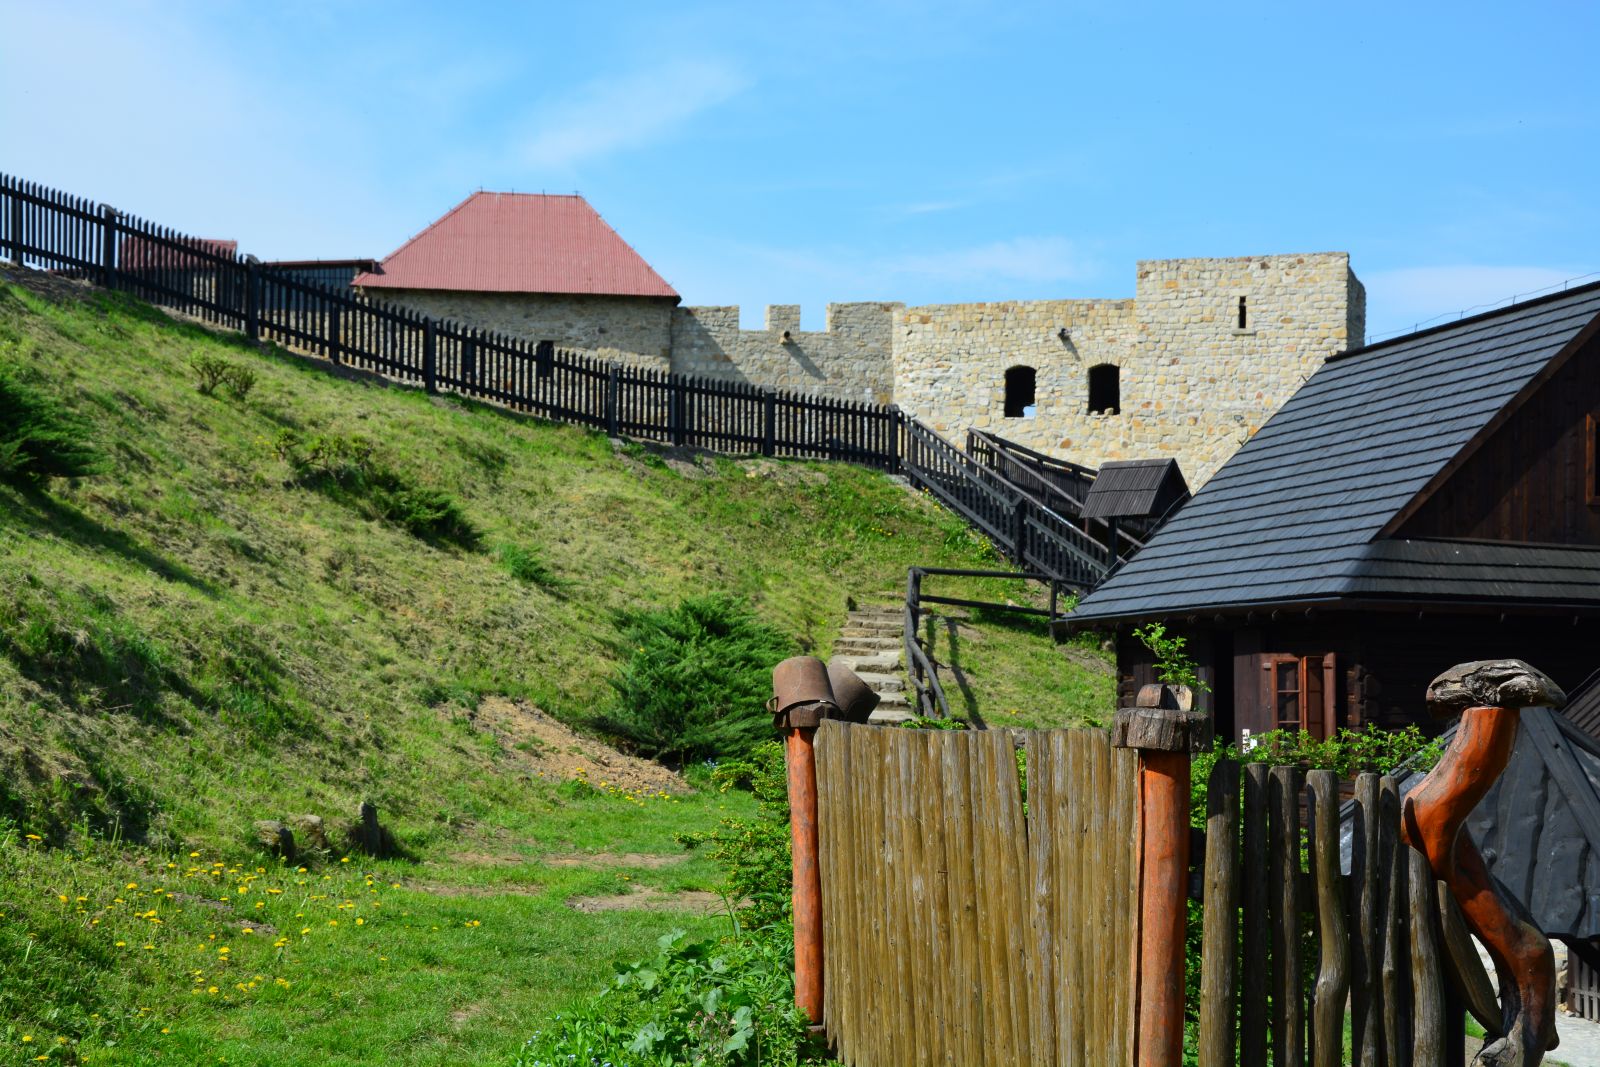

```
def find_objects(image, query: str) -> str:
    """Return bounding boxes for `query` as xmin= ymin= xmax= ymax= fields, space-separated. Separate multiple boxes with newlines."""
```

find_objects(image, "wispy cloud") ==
xmin=519 ymin=60 xmax=748 ymax=170
xmin=896 ymin=200 xmax=964 ymax=216
xmin=885 ymin=237 xmax=1096 ymax=284
xmin=1363 ymin=264 xmax=1594 ymax=339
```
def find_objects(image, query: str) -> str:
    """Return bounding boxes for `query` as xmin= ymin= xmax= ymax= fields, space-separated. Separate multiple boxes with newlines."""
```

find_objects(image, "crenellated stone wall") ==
xmin=364 ymin=251 xmax=1363 ymax=487
xmin=668 ymin=302 xmax=900 ymax=402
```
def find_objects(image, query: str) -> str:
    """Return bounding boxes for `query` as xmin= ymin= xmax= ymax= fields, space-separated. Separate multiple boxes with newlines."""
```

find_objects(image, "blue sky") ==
xmin=6 ymin=1 xmax=1597 ymax=340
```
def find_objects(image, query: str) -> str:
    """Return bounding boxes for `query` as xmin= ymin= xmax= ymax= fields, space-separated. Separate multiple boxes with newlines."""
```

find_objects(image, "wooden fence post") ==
xmin=1112 ymin=695 xmax=1208 ymax=1067
xmin=605 ymin=363 xmax=620 ymax=437
xmin=767 ymin=655 xmax=874 ymax=1031
xmin=1307 ymin=769 xmax=1350 ymax=1067
xmin=1012 ymin=497 xmax=1029 ymax=562
xmin=886 ymin=406 xmax=901 ymax=473
xmin=100 ymin=204 xmax=117 ymax=288
xmin=1198 ymin=757 xmax=1239 ymax=1067
xmin=762 ymin=389 xmax=777 ymax=457
xmin=328 ymin=303 xmax=342 ymax=365
xmin=423 ymin=318 xmax=438 ymax=393
xmin=536 ymin=339 xmax=553 ymax=380
xmin=1240 ymin=763 xmax=1270 ymax=1067
xmin=7 ymin=189 xmax=21 ymax=266
xmin=670 ymin=376 xmax=686 ymax=447
xmin=243 ymin=256 xmax=260 ymax=342
xmin=1268 ymin=765 xmax=1304 ymax=1067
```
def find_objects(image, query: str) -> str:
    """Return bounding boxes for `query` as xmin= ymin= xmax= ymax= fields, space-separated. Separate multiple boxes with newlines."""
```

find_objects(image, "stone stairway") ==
xmin=830 ymin=604 xmax=916 ymax=725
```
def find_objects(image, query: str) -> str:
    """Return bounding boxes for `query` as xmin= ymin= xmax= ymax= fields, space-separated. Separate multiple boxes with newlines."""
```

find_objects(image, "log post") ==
xmin=769 ymin=656 xmax=878 ymax=1029
xmin=1307 ymin=769 xmax=1350 ymax=1067
xmin=1199 ymin=757 xmax=1240 ymax=1067
xmin=1402 ymin=659 xmax=1566 ymax=1067
xmin=1113 ymin=693 xmax=1209 ymax=1067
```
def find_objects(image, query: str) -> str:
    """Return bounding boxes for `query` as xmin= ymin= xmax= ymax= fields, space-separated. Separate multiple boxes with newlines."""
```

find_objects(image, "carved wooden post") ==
xmin=770 ymin=656 xmax=879 ymax=1029
xmin=1402 ymin=659 xmax=1566 ymax=1067
xmin=1113 ymin=686 xmax=1209 ymax=1067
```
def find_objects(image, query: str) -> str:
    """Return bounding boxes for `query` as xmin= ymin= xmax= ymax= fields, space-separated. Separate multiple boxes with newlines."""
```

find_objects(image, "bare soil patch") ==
xmin=565 ymin=888 xmax=724 ymax=915
xmin=543 ymin=852 xmax=686 ymax=870
xmin=466 ymin=696 xmax=688 ymax=795
xmin=407 ymin=881 xmax=543 ymax=898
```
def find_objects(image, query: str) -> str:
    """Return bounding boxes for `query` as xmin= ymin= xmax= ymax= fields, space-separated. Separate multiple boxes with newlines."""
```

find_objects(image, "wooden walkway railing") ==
xmin=813 ymin=720 xmax=1138 ymax=1067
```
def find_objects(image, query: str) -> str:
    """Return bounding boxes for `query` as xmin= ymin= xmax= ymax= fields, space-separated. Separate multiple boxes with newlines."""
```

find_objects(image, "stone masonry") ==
xmin=372 ymin=252 xmax=1363 ymax=487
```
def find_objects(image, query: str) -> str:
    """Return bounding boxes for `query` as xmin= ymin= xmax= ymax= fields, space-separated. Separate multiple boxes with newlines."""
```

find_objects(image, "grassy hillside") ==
xmin=0 ymin=266 xmax=1113 ymax=1062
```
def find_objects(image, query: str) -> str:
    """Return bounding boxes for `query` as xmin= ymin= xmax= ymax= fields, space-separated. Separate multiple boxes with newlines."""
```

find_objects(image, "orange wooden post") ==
xmin=770 ymin=656 xmax=877 ymax=1028
xmin=784 ymin=724 xmax=824 ymax=1023
xmin=1114 ymin=692 xmax=1208 ymax=1067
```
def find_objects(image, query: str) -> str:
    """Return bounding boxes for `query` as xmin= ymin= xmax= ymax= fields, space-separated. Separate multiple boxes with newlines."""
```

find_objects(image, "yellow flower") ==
xmin=340 ymin=857 xmax=350 ymax=864
xmin=24 ymin=834 xmax=40 ymax=841
xmin=355 ymin=917 xmax=365 ymax=926
xmin=21 ymin=1035 xmax=32 ymax=1042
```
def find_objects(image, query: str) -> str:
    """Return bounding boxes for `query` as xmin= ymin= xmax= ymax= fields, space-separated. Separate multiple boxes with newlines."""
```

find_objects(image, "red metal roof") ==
xmin=118 ymin=235 xmax=238 ymax=271
xmin=353 ymin=192 xmax=678 ymax=299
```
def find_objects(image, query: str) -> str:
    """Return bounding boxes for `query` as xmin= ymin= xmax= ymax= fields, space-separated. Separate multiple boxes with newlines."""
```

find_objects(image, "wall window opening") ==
xmin=1004 ymin=365 xmax=1037 ymax=418
xmin=1237 ymin=296 xmax=1248 ymax=330
xmin=1087 ymin=363 xmax=1120 ymax=415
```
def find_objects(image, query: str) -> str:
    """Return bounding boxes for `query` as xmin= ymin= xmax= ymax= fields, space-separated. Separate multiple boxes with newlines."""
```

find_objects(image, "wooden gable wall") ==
xmin=1397 ymin=336 xmax=1600 ymax=544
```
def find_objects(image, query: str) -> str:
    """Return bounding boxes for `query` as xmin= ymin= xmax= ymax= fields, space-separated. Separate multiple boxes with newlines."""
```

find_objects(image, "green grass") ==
xmin=0 ymin=267 xmax=1113 ymax=1061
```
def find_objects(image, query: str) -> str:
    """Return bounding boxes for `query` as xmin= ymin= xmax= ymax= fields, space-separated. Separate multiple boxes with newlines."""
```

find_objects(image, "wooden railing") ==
xmin=903 ymin=418 xmax=1111 ymax=590
xmin=0 ymin=173 xmax=904 ymax=472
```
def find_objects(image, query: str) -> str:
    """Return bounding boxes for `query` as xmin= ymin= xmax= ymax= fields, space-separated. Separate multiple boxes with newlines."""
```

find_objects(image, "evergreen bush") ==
xmin=0 ymin=371 xmax=100 ymax=487
xmin=595 ymin=595 xmax=794 ymax=765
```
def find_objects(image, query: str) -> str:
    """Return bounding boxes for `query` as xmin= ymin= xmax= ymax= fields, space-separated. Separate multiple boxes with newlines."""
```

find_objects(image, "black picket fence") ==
xmin=0 ymin=173 xmax=903 ymax=470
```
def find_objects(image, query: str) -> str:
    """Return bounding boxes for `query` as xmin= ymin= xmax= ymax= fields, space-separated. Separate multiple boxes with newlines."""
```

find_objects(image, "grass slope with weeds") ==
xmin=0 ymin=267 xmax=1112 ymax=1062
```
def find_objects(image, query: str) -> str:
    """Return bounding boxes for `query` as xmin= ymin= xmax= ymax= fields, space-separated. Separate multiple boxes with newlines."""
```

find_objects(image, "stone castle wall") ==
xmin=365 ymin=252 xmax=1363 ymax=487
xmin=370 ymin=288 xmax=676 ymax=369
xmin=668 ymin=302 xmax=899 ymax=402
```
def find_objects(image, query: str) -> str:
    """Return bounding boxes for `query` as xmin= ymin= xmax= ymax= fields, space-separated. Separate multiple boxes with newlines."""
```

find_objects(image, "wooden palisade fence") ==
xmin=776 ymin=657 xmax=1566 ymax=1067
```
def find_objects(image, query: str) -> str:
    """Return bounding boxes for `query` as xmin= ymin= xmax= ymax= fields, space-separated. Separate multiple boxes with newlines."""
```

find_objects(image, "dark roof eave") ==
xmin=1062 ymin=592 xmax=1600 ymax=632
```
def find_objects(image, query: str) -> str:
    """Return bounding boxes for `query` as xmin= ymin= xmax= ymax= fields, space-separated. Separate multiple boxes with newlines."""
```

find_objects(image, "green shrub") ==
xmin=1132 ymin=621 xmax=1209 ymax=694
xmin=497 ymin=542 xmax=562 ymax=590
xmin=679 ymin=741 xmax=792 ymax=929
xmin=0 ymin=371 xmax=100 ymax=486
xmin=515 ymin=926 xmax=822 ymax=1067
xmin=594 ymin=595 xmax=795 ymax=764
xmin=191 ymin=353 xmax=230 ymax=395
xmin=223 ymin=363 xmax=257 ymax=400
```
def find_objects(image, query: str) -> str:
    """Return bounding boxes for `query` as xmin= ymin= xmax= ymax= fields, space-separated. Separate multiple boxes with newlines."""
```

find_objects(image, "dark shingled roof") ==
xmin=1080 ymin=458 xmax=1189 ymax=521
xmin=1339 ymin=708 xmax=1600 ymax=942
xmin=1070 ymin=282 xmax=1600 ymax=624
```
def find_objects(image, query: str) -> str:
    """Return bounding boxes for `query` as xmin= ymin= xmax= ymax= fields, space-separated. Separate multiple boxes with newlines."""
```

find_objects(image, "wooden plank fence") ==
xmin=813 ymin=720 xmax=1137 ymax=1067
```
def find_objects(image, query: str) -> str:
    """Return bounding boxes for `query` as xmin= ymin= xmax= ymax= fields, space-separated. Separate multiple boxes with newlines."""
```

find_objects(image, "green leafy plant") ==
xmin=191 ymin=353 xmax=231 ymax=396
xmin=1132 ymin=622 xmax=1210 ymax=694
xmin=0 ymin=371 xmax=100 ymax=486
xmin=594 ymin=595 xmax=795 ymax=765
xmin=678 ymin=741 xmax=792 ymax=929
xmin=514 ymin=927 xmax=821 ymax=1067
xmin=223 ymin=363 xmax=257 ymax=400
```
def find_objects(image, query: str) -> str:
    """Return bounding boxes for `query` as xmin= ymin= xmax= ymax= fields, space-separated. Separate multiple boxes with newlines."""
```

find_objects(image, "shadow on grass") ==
xmin=3 ymin=485 xmax=217 ymax=595
xmin=927 ymin=613 xmax=986 ymax=729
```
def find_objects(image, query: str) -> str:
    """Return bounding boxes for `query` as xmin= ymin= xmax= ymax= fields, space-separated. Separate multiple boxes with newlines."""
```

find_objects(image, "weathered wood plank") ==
xmin=1307 ymin=769 xmax=1349 ymax=1067
xmin=1113 ymin=741 xmax=1138 ymax=1067
xmin=1240 ymin=762 xmax=1270 ymax=1067
xmin=1378 ymin=776 xmax=1407 ymax=1065
xmin=1351 ymin=771 xmax=1381 ymax=1067
xmin=1026 ymin=731 xmax=1056 ymax=1064
xmin=1269 ymin=764 xmax=1304 ymax=1067
xmin=1409 ymin=849 xmax=1446 ymax=1067
xmin=1199 ymin=758 xmax=1240 ymax=1067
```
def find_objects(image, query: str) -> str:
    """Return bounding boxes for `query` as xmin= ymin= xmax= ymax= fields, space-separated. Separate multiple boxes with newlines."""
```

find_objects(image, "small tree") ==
xmin=0 ymin=371 xmax=101 ymax=487
xmin=1131 ymin=621 xmax=1211 ymax=694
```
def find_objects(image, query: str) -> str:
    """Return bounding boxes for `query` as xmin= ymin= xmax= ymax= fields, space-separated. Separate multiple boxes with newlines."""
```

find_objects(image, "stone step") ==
xmin=852 ymin=671 xmax=904 ymax=693
xmin=833 ymin=651 xmax=902 ymax=673
xmin=868 ymin=706 xmax=917 ymax=725
xmin=846 ymin=610 xmax=901 ymax=622
xmin=832 ymin=637 xmax=902 ymax=652
xmin=840 ymin=625 xmax=900 ymax=638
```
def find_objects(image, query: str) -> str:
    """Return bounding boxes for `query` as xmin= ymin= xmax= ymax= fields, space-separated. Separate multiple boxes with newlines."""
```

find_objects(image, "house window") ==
xmin=1260 ymin=653 xmax=1337 ymax=738
xmin=1087 ymin=364 xmax=1120 ymax=414
xmin=1004 ymin=365 xmax=1037 ymax=418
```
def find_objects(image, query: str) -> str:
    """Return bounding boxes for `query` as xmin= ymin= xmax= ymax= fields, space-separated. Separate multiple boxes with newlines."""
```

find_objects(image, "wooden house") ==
xmin=1065 ymin=282 xmax=1600 ymax=744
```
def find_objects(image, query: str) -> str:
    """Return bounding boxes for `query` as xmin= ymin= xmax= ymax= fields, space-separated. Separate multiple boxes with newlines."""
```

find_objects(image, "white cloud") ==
xmin=885 ymin=237 xmax=1095 ymax=285
xmin=1363 ymin=264 xmax=1593 ymax=340
xmin=519 ymin=60 xmax=748 ymax=170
